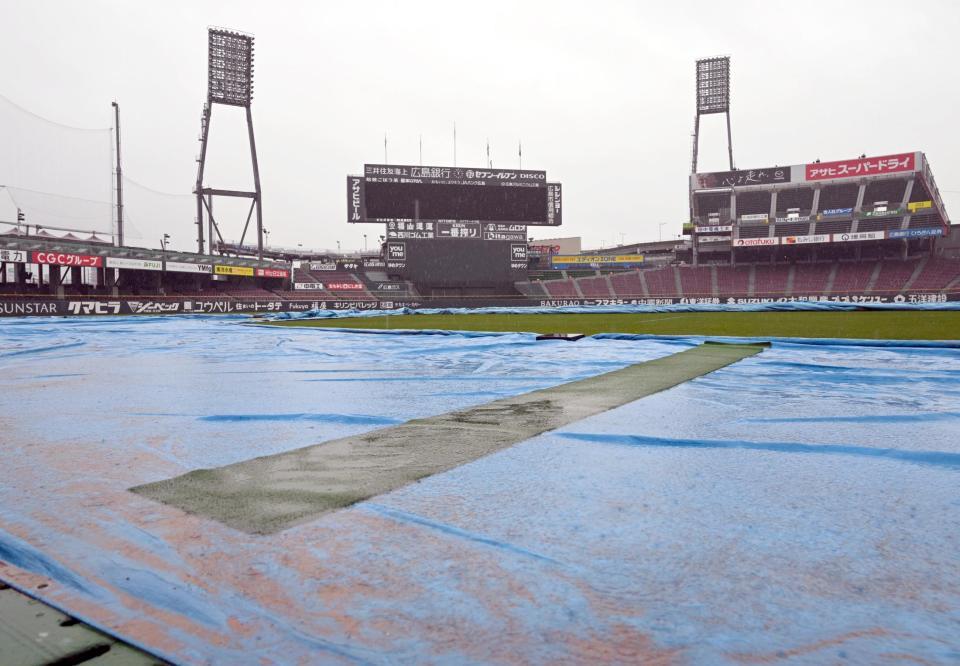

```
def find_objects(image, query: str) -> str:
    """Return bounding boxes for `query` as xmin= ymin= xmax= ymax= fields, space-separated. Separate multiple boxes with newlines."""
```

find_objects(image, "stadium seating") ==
xmin=609 ymin=271 xmax=645 ymax=297
xmin=830 ymin=262 xmax=876 ymax=295
xmin=909 ymin=258 xmax=960 ymax=292
xmin=775 ymin=222 xmax=812 ymax=237
xmin=577 ymin=275 xmax=612 ymax=298
xmin=678 ymin=266 xmax=712 ymax=298
xmin=871 ymin=259 xmax=920 ymax=293
xmin=790 ymin=262 xmax=834 ymax=295
xmin=643 ymin=267 xmax=679 ymax=297
xmin=736 ymin=191 xmax=771 ymax=216
xmin=863 ymin=179 xmax=907 ymax=208
xmin=738 ymin=225 xmax=772 ymax=239
xmin=715 ymin=265 xmax=751 ymax=296
xmin=752 ymin=264 xmax=791 ymax=296
xmin=817 ymin=183 xmax=859 ymax=211
xmin=813 ymin=220 xmax=853 ymax=235
xmin=775 ymin=187 xmax=814 ymax=214
xmin=543 ymin=279 xmax=578 ymax=298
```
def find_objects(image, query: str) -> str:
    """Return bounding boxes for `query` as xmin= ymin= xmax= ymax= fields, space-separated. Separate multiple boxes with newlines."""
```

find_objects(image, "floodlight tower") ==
xmin=194 ymin=27 xmax=263 ymax=260
xmin=691 ymin=56 xmax=733 ymax=174
xmin=690 ymin=56 xmax=733 ymax=268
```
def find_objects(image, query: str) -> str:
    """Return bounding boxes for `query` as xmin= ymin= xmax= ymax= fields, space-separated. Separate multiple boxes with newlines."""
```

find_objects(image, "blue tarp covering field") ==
xmin=1 ymin=316 xmax=959 ymax=663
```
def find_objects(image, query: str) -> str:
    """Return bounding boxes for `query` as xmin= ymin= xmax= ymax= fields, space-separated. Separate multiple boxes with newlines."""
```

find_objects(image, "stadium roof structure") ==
xmin=0 ymin=234 xmax=289 ymax=270
xmin=690 ymin=151 xmax=949 ymax=222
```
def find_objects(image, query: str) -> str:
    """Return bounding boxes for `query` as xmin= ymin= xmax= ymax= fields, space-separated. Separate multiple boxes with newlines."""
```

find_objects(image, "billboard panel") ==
xmin=214 ymin=265 xmax=255 ymax=276
xmin=888 ymin=228 xmax=943 ymax=239
xmin=694 ymin=167 xmax=791 ymax=189
xmin=551 ymin=255 xmax=644 ymax=268
xmin=0 ymin=249 xmax=28 ymax=263
xmin=106 ymin=257 xmax=163 ymax=271
xmin=782 ymin=234 xmax=830 ymax=245
xmin=806 ymin=153 xmax=915 ymax=181
xmin=363 ymin=164 xmax=546 ymax=186
xmin=733 ymin=238 xmax=778 ymax=247
xmin=346 ymin=176 xmax=366 ymax=223
xmin=832 ymin=231 xmax=886 ymax=243
xmin=166 ymin=261 xmax=213 ymax=274
xmin=32 ymin=251 xmax=103 ymax=268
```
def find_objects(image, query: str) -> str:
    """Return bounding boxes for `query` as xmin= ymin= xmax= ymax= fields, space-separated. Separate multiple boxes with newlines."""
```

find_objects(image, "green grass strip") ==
xmin=266 ymin=310 xmax=960 ymax=340
xmin=131 ymin=343 xmax=765 ymax=535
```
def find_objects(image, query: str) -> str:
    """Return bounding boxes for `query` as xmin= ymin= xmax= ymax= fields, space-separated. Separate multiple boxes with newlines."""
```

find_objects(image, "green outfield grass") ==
xmin=265 ymin=310 xmax=960 ymax=340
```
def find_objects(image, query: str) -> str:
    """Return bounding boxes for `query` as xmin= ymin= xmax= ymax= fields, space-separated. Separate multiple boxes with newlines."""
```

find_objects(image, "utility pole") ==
xmin=111 ymin=101 xmax=124 ymax=247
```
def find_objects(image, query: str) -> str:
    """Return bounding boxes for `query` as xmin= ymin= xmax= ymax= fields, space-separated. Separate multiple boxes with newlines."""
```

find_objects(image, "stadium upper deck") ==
xmin=687 ymin=151 xmax=950 ymax=262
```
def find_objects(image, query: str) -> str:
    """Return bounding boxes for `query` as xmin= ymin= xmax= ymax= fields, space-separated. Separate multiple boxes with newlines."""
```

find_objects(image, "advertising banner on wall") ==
xmin=484 ymin=223 xmax=528 ymax=241
xmin=820 ymin=208 xmax=854 ymax=218
xmin=32 ymin=251 xmax=103 ymax=268
xmin=436 ymin=221 xmax=481 ymax=239
xmin=888 ymin=227 xmax=944 ymax=239
xmin=165 ymin=261 xmax=213 ymax=274
xmin=694 ymin=167 xmax=791 ymax=189
xmin=695 ymin=225 xmax=733 ymax=234
xmin=373 ymin=282 xmax=406 ymax=292
xmin=364 ymin=164 xmax=546 ymax=186
xmin=740 ymin=214 xmax=769 ymax=223
xmin=546 ymin=183 xmax=562 ymax=226
xmin=326 ymin=282 xmax=364 ymax=290
xmin=733 ymin=237 xmax=778 ymax=247
xmin=861 ymin=208 xmax=903 ymax=219
xmin=0 ymin=249 xmax=28 ymax=263
xmin=805 ymin=153 xmax=915 ymax=181
xmin=214 ymin=265 xmax=255 ymax=276
xmin=697 ymin=236 xmax=732 ymax=243
xmin=293 ymin=283 xmax=326 ymax=290
xmin=309 ymin=262 xmax=337 ymax=272
xmin=255 ymin=267 xmax=290 ymax=278
xmin=386 ymin=221 xmax=435 ymax=239
xmin=832 ymin=231 xmax=886 ymax=243
xmin=106 ymin=257 xmax=163 ymax=271
xmin=346 ymin=175 xmax=366 ymax=223
xmin=783 ymin=234 xmax=830 ymax=245
xmin=550 ymin=255 xmax=644 ymax=268
xmin=775 ymin=215 xmax=811 ymax=224
xmin=907 ymin=200 xmax=933 ymax=213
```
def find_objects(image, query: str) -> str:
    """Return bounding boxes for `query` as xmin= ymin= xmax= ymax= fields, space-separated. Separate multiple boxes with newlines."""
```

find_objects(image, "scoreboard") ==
xmin=347 ymin=164 xmax=562 ymax=228
xmin=346 ymin=163 xmax=562 ymax=286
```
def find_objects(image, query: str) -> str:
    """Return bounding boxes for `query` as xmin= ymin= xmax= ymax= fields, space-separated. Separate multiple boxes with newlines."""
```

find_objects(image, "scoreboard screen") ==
xmin=384 ymin=239 xmax=528 ymax=287
xmin=348 ymin=164 xmax=561 ymax=227
xmin=365 ymin=181 xmax=547 ymax=223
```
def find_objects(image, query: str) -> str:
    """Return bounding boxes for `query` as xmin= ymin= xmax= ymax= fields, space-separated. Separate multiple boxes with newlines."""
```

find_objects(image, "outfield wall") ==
xmin=1 ymin=291 xmax=958 ymax=317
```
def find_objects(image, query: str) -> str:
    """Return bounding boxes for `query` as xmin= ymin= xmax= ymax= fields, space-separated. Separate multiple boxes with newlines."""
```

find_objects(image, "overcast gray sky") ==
xmin=1 ymin=0 xmax=958 ymax=252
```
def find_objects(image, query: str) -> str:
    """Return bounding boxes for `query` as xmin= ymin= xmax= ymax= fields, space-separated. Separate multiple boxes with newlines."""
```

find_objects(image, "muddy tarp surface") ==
xmin=1 ymin=316 xmax=958 ymax=663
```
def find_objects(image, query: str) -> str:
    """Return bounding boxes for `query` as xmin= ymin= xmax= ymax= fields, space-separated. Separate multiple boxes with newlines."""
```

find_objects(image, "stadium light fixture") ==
xmin=696 ymin=56 xmax=730 ymax=115
xmin=207 ymin=28 xmax=254 ymax=107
